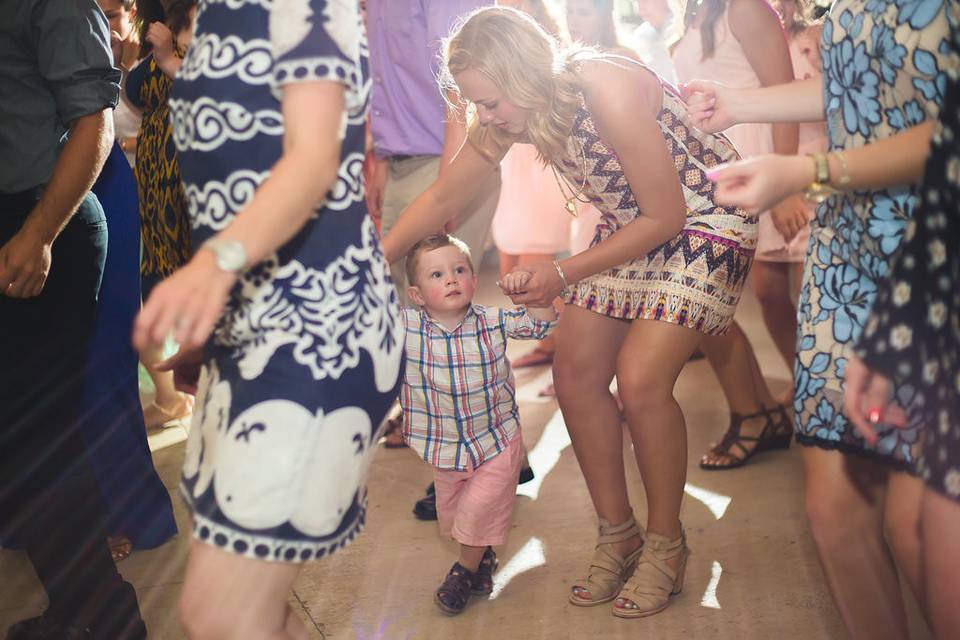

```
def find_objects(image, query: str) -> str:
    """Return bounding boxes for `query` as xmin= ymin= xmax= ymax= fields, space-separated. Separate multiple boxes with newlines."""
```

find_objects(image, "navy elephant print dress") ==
xmin=794 ymin=0 xmax=951 ymax=468
xmin=170 ymin=0 xmax=403 ymax=562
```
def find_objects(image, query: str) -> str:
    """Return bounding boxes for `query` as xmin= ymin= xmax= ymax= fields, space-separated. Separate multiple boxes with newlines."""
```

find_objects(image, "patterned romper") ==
xmin=170 ymin=0 xmax=403 ymax=562
xmin=560 ymin=77 xmax=756 ymax=335
xmin=794 ymin=0 xmax=951 ymax=467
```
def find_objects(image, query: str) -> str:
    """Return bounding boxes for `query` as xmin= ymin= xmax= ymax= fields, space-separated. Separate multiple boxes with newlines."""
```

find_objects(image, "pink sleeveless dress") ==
xmin=672 ymin=6 xmax=806 ymax=263
xmin=557 ymin=71 xmax=756 ymax=335
xmin=491 ymin=143 xmax=571 ymax=256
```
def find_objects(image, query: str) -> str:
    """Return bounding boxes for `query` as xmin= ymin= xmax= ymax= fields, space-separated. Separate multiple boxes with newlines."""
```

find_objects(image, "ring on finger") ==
xmin=867 ymin=407 xmax=884 ymax=425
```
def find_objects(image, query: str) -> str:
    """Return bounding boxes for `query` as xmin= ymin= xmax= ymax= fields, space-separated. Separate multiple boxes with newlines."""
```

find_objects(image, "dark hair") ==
xmin=682 ymin=0 xmax=726 ymax=60
xmin=567 ymin=0 xmax=621 ymax=50
xmin=135 ymin=0 xmax=197 ymax=58
xmin=405 ymin=234 xmax=474 ymax=285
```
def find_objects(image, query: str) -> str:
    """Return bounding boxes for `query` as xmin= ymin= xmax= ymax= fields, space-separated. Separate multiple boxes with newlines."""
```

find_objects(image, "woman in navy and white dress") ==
xmin=133 ymin=0 xmax=402 ymax=635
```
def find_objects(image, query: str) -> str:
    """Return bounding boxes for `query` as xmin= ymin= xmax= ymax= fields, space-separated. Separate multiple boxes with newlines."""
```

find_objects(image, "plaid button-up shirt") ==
xmin=400 ymin=304 xmax=556 ymax=471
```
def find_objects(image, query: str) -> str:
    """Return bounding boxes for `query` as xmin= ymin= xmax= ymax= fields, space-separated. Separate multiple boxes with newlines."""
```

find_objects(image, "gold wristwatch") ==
xmin=804 ymin=153 xmax=837 ymax=204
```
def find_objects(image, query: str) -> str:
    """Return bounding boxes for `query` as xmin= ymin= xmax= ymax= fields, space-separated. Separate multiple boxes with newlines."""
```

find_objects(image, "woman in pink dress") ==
xmin=493 ymin=0 xmax=571 ymax=370
xmin=672 ymin=0 xmax=800 ymax=469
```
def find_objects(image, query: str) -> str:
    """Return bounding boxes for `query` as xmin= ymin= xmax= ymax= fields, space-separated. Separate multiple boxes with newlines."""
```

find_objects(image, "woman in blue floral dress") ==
xmin=133 ymin=0 xmax=403 ymax=636
xmin=681 ymin=0 xmax=952 ymax=636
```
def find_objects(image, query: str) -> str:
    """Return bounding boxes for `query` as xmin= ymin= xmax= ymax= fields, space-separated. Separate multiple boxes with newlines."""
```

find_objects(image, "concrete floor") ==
xmin=0 ymin=254 xmax=931 ymax=639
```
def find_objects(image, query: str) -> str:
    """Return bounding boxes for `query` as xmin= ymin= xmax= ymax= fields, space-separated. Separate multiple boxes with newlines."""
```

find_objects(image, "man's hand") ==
xmin=366 ymin=156 xmax=387 ymax=220
xmin=0 ymin=228 xmax=52 ymax=298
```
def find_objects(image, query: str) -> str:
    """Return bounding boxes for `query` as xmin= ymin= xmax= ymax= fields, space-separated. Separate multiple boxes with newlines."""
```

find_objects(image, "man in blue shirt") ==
xmin=0 ymin=1 xmax=146 ymax=637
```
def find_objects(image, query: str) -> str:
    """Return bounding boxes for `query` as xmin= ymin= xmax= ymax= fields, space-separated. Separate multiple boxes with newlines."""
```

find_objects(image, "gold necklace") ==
xmin=550 ymin=141 xmax=591 ymax=217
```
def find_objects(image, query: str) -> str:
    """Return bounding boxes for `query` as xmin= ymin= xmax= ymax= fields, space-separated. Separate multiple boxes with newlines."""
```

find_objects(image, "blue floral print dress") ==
xmin=170 ymin=0 xmax=403 ymax=562
xmin=794 ymin=0 xmax=951 ymax=467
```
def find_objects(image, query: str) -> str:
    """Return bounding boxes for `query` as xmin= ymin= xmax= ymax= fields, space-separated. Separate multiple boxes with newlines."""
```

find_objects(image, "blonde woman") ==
xmin=382 ymin=6 xmax=756 ymax=618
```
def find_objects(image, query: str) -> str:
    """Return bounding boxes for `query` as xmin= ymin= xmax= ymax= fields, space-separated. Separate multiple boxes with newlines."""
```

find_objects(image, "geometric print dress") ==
xmin=856 ymin=15 xmax=960 ymax=501
xmin=560 ymin=72 xmax=756 ymax=335
xmin=793 ymin=0 xmax=951 ymax=469
xmin=170 ymin=0 xmax=403 ymax=562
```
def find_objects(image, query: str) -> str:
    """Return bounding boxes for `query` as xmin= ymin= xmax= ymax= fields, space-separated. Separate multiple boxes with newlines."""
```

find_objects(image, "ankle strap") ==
xmin=597 ymin=515 xmax=642 ymax=546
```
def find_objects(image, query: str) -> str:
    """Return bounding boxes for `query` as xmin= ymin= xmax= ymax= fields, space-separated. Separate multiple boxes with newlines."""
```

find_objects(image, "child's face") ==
xmin=407 ymin=246 xmax=478 ymax=314
xmin=455 ymin=68 xmax=529 ymax=136
xmin=98 ymin=0 xmax=136 ymax=42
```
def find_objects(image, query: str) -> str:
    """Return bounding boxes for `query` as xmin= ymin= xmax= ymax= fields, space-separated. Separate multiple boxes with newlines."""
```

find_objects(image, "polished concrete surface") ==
xmin=0 ymin=255 xmax=931 ymax=639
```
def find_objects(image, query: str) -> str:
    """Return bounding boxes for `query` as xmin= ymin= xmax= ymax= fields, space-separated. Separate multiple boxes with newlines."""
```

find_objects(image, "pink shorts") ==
xmin=433 ymin=433 xmax=523 ymax=547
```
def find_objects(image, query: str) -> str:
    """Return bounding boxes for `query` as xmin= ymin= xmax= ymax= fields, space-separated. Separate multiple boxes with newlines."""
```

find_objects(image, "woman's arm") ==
xmin=708 ymin=121 xmax=934 ymax=214
xmin=559 ymin=60 xmax=686 ymax=285
xmin=133 ymin=80 xmax=348 ymax=350
xmin=730 ymin=0 xmax=808 ymax=239
xmin=682 ymin=76 xmax=824 ymax=131
xmin=380 ymin=137 xmax=505 ymax=264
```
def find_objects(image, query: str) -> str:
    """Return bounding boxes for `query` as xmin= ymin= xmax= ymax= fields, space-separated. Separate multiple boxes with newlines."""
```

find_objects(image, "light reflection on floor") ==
xmin=489 ymin=537 xmax=546 ymax=600
xmin=683 ymin=483 xmax=733 ymax=520
xmin=516 ymin=409 xmax=571 ymax=500
xmin=701 ymin=560 xmax=723 ymax=609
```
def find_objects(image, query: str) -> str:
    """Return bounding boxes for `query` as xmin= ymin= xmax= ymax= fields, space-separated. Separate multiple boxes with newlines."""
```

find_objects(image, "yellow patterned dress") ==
xmin=126 ymin=52 xmax=191 ymax=295
xmin=559 ymin=79 xmax=756 ymax=335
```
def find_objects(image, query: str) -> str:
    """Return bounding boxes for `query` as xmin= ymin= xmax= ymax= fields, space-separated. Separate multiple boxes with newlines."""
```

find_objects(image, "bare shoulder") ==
xmin=577 ymin=56 xmax=661 ymax=112
xmin=728 ymin=0 xmax=781 ymax=36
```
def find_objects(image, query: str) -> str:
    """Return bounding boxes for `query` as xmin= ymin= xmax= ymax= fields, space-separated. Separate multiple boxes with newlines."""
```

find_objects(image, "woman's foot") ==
xmin=569 ymin=516 xmax=645 ymax=606
xmin=699 ymin=405 xmax=792 ymax=470
xmin=142 ymin=393 xmax=193 ymax=430
xmin=434 ymin=563 xmax=474 ymax=614
xmin=613 ymin=529 xmax=689 ymax=618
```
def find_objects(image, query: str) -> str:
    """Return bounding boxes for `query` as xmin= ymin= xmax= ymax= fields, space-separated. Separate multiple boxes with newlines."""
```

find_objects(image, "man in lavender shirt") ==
xmin=366 ymin=0 xmax=499 ymax=297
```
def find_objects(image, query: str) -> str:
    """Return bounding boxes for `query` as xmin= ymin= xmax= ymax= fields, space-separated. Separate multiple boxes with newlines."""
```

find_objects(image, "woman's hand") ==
xmin=133 ymin=250 xmax=237 ymax=352
xmin=499 ymin=262 xmax=564 ymax=307
xmin=146 ymin=22 xmax=175 ymax=63
xmin=769 ymin=194 xmax=812 ymax=243
xmin=843 ymin=355 xmax=908 ymax=446
xmin=706 ymin=154 xmax=813 ymax=215
xmin=154 ymin=346 xmax=205 ymax=395
xmin=680 ymin=80 xmax=741 ymax=134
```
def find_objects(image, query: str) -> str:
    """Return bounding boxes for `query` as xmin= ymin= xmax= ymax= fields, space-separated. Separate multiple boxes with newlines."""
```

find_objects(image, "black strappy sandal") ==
xmin=699 ymin=405 xmax=792 ymax=470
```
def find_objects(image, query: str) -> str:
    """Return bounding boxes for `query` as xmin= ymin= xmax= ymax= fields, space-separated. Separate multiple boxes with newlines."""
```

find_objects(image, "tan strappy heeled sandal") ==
xmin=569 ymin=515 xmax=645 ymax=607
xmin=612 ymin=529 xmax=689 ymax=618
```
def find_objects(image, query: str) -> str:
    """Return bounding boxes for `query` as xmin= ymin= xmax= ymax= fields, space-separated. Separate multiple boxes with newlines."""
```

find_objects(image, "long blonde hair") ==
xmin=440 ymin=6 xmax=589 ymax=164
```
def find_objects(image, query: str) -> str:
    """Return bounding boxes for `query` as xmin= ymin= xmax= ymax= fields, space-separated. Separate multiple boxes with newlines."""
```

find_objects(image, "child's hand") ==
xmin=498 ymin=269 xmax=531 ymax=295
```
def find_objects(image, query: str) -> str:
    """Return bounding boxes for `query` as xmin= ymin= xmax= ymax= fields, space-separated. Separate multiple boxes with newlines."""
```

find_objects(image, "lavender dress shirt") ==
xmin=367 ymin=0 xmax=490 ymax=159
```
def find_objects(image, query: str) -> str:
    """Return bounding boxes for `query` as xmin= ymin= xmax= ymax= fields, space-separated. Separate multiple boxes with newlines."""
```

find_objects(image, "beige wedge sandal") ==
xmin=612 ymin=529 xmax=689 ymax=618
xmin=569 ymin=515 xmax=645 ymax=607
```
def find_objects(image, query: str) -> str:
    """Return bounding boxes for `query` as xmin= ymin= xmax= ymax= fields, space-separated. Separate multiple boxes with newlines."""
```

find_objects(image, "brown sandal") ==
xmin=613 ymin=529 xmax=689 ymax=618
xmin=699 ymin=405 xmax=792 ymax=470
xmin=569 ymin=515 xmax=645 ymax=607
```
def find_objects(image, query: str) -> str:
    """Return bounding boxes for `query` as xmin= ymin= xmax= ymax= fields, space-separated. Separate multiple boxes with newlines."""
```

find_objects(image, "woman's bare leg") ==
xmin=883 ymin=471 xmax=925 ymax=610
xmin=178 ymin=541 xmax=309 ymax=640
xmin=752 ymin=260 xmax=801 ymax=378
xmin=802 ymin=446 xmax=908 ymax=640
xmin=553 ymin=305 xmax=634 ymax=555
xmin=921 ymin=487 xmax=960 ymax=639
xmin=616 ymin=320 xmax=701 ymax=542
xmin=700 ymin=321 xmax=779 ymax=465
